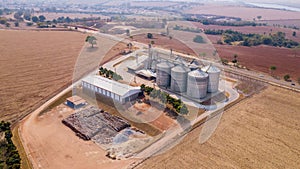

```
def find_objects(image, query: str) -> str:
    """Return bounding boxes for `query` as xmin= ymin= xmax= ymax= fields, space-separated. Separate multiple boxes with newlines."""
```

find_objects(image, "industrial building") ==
xmin=121 ymin=45 xmax=221 ymax=100
xmin=150 ymin=50 xmax=221 ymax=99
xmin=82 ymin=75 xmax=141 ymax=104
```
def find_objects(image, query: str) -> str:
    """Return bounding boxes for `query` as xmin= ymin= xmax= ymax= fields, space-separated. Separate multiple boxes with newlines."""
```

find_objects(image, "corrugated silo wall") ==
xmin=171 ymin=69 xmax=189 ymax=93
xmin=207 ymin=72 xmax=220 ymax=93
xmin=187 ymin=75 xmax=208 ymax=99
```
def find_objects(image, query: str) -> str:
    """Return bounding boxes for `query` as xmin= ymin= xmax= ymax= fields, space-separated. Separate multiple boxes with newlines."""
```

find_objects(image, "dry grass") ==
xmin=184 ymin=5 xmax=300 ymax=21
xmin=11 ymin=126 xmax=33 ymax=169
xmin=138 ymin=86 xmax=300 ymax=169
xmin=0 ymin=30 xmax=86 ymax=122
xmin=0 ymin=30 xmax=128 ymax=123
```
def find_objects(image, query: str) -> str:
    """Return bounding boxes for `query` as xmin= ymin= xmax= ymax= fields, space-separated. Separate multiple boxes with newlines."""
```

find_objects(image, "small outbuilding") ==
xmin=66 ymin=96 xmax=87 ymax=109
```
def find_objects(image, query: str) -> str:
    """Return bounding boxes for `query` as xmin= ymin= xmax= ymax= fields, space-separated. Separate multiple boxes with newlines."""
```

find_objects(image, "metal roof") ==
xmin=135 ymin=69 xmax=156 ymax=78
xmin=188 ymin=69 xmax=208 ymax=78
xmin=82 ymin=75 xmax=140 ymax=97
xmin=171 ymin=65 xmax=190 ymax=73
xmin=201 ymin=65 xmax=221 ymax=73
xmin=157 ymin=61 xmax=175 ymax=69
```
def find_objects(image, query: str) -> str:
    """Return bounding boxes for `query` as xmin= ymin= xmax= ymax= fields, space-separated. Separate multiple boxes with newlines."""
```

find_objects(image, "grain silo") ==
xmin=171 ymin=65 xmax=190 ymax=93
xmin=156 ymin=61 xmax=175 ymax=87
xmin=202 ymin=65 xmax=221 ymax=93
xmin=151 ymin=60 xmax=158 ymax=72
xmin=187 ymin=69 xmax=208 ymax=99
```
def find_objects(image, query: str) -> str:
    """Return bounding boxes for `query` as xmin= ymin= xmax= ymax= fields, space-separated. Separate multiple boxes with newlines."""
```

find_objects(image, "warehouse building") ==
xmin=82 ymin=75 xmax=141 ymax=104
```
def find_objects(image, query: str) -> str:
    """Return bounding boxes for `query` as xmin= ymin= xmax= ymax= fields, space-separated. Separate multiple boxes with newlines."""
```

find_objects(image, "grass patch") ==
xmin=39 ymin=91 xmax=72 ymax=116
xmin=11 ymin=125 xmax=33 ymax=169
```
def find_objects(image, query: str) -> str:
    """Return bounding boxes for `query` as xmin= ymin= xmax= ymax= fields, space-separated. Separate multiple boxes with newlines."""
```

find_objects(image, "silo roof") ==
xmin=172 ymin=65 xmax=190 ymax=73
xmin=175 ymin=56 xmax=188 ymax=66
xmin=201 ymin=65 xmax=220 ymax=73
xmin=188 ymin=69 xmax=208 ymax=78
xmin=157 ymin=61 xmax=175 ymax=68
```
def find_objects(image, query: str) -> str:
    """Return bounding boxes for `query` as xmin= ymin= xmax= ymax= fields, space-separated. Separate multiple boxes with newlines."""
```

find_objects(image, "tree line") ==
xmin=186 ymin=18 xmax=267 ymax=27
xmin=140 ymin=84 xmax=189 ymax=115
xmin=99 ymin=67 xmax=123 ymax=81
xmin=0 ymin=121 xmax=21 ymax=169
xmin=173 ymin=25 xmax=202 ymax=33
xmin=205 ymin=29 xmax=299 ymax=48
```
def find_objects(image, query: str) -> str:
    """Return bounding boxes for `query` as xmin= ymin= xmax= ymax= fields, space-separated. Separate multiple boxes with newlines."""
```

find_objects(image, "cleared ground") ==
xmin=0 ymin=30 xmax=127 ymax=122
xmin=138 ymin=86 xmax=300 ymax=168
xmin=0 ymin=30 xmax=85 ymax=122
xmin=213 ymin=44 xmax=300 ymax=81
xmin=131 ymin=33 xmax=197 ymax=56
xmin=184 ymin=5 xmax=300 ymax=21
xmin=19 ymin=104 xmax=135 ymax=169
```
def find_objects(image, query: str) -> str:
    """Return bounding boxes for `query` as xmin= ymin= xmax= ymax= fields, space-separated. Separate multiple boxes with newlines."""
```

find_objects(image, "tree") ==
xmin=85 ymin=35 xmax=97 ymax=48
xmin=38 ymin=15 xmax=46 ymax=22
xmin=284 ymin=74 xmax=291 ymax=81
xmin=269 ymin=66 xmax=276 ymax=76
xmin=147 ymin=33 xmax=153 ymax=39
xmin=125 ymin=29 xmax=130 ymax=36
xmin=13 ymin=12 xmax=22 ymax=20
xmin=14 ymin=22 xmax=19 ymax=27
xmin=31 ymin=16 xmax=39 ymax=23
xmin=140 ymin=84 xmax=146 ymax=92
xmin=26 ymin=22 xmax=33 ymax=26
xmin=257 ymin=16 xmax=262 ymax=20
xmin=0 ymin=17 xmax=7 ymax=24
xmin=23 ymin=12 xmax=31 ymax=21
xmin=293 ymin=31 xmax=296 ymax=37
xmin=127 ymin=43 xmax=133 ymax=51
xmin=232 ymin=54 xmax=238 ymax=65
xmin=193 ymin=35 xmax=206 ymax=43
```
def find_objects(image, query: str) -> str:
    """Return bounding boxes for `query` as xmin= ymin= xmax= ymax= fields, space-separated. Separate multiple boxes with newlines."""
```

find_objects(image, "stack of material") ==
xmin=62 ymin=106 xmax=131 ymax=145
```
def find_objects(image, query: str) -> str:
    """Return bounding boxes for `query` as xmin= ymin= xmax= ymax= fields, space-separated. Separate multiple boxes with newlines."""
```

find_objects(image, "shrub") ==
xmin=193 ymin=35 xmax=206 ymax=43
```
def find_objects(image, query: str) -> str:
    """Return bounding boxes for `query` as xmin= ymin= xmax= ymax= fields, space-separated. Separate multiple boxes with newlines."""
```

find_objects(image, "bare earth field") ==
xmin=184 ymin=5 xmax=300 ymax=21
xmin=193 ymin=22 xmax=300 ymax=43
xmin=213 ymin=44 xmax=300 ymax=80
xmin=0 ymin=30 xmax=127 ymax=122
xmin=138 ymin=86 xmax=300 ymax=169
xmin=0 ymin=30 xmax=85 ymax=122
xmin=132 ymin=33 xmax=197 ymax=56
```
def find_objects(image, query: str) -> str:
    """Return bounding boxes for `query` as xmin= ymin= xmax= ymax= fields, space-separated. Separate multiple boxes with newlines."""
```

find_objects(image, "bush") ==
xmin=141 ymin=85 xmax=189 ymax=115
xmin=193 ymin=35 xmax=206 ymax=43
xmin=284 ymin=74 xmax=291 ymax=81
xmin=26 ymin=22 xmax=33 ymax=26
xmin=147 ymin=33 xmax=153 ymax=39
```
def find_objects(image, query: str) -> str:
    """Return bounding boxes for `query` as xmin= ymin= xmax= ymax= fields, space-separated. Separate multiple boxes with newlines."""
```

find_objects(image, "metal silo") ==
xmin=171 ymin=65 xmax=190 ymax=93
xmin=187 ymin=69 xmax=208 ymax=99
xmin=202 ymin=65 xmax=221 ymax=93
xmin=156 ymin=61 xmax=174 ymax=87
xmin=151 ymin=60 xmax=158 ymax=72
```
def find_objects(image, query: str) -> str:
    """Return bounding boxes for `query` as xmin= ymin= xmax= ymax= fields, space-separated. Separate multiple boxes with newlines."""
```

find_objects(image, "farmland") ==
xmin=0 ymin=30 xmax=127 ymax=122
xmin=184 ymin=4 xmax=300 ymax=21
xmin=214 ymin=44 xmax=300 ymax=81
xmin=0 ymin=30 xmax=85 ymax=122
xmin=131 ymin=33 xmax=197 ymax=56
xmin=138 ymin=86 xmax=300 ymax=169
